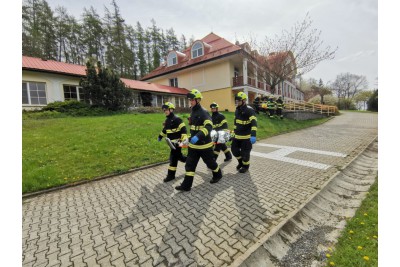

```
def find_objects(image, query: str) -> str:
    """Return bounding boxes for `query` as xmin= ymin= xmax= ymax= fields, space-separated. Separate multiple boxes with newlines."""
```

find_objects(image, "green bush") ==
xmin=42 ymin=100 xmax=89 ymax=112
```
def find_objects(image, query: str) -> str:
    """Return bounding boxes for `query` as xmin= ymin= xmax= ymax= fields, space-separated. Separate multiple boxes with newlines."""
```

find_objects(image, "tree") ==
xmin=81 ymin=6 xmax=105 ymax=64
xmin=354 ymin=90 xmax=373 ymax=110
xmin=311 ymin=79 xmax=332 ymax=104
xmin=331 ymin=73 xmax=368 ymax=110
xmin=104 ymin=0 xmax=129 ymax=76
xmin=249 ymin=13 xmax=337 ymax=94
xmin=80 ymin=61 xmax=134 ymax=111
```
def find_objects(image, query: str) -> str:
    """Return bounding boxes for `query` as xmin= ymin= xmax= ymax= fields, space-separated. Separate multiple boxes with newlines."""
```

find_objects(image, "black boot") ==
xmin=210 ymin=168 xmax=222 ymax=184
xmin=224 ymin=151 xmax=232 ymax=162
xmin=175 ymin=175 xmax=193 ymax=191
xmin=163 ymin=170 xmax=176 ymax=182
xmin=239 ymin=165 xmax=249 ymax=173
xmin=236 ymin=159 xmax=243 ymax=170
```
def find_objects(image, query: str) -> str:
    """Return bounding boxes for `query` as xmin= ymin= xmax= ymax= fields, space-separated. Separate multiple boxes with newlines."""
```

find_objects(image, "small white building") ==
xmin=22 ymin=56 xmax=189 ymax=110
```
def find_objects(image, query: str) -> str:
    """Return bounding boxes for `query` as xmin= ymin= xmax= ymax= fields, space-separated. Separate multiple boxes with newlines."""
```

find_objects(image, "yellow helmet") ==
xmin=210 ymin=102 xmax=219 ymax=109
xmin=187 ymin=89 xmax=202 ymax=99
xmin=235 ymin=91 xmax=248 ymax=101
xmin=162 ymin=102 xmax=175 ymax=110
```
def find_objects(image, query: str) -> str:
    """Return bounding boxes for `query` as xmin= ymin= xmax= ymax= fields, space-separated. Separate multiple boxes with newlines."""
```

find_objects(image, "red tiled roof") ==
xmin=121 ymin=78 xmax=188 ymax=95
xmin=141 ymin=32 xmax=242 ymax=80
xmin=22 ymin=56 xmax=188 ymax=95
xmin=22 ymin=56 xmax=86 ymax=76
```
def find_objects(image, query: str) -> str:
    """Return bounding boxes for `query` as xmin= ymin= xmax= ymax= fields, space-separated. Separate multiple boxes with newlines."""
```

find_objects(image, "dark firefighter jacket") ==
xmin=234 ymin=104 xmax=257 ymax=139
xmin=188 ymin=104 xmax=214 ymax=149
xmin=276 ymin=99 xmax=285 ymax=109
xmin=158 ymin=112 xmax=187 ymax=142
xmin=211 ymin=112 xmax=228 ymax=131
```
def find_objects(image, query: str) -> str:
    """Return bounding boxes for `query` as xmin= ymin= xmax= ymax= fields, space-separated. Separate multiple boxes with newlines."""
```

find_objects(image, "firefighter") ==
xmin=232 ymin=92 xmax=257 ymax=173
xmin=175 ymin=89 xmax=223 ymax=192
xmin=253 ymin=95 xmax=261 ymax=114
xmin=210 ymin=102 xmax=232 ymax=162
xmin=276 ymin=96 xmax=285 ymax=119
xmin=158 ymin=102 xmax=188 ymax=182
xmin=267 ymin=96 xmax=277 ymax=118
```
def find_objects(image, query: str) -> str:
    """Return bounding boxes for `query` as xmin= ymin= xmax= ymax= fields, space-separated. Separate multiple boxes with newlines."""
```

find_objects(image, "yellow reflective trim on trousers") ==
xmin=223 ymin=148 xmax=230 ymax=153
xmin=243 ymin=161 xmax=250 ymax=165
xmin=168 ymin=166 xmax=177 ymax=171
xmin=235 ymin=134 xmax=251 ymax=139
xmin=186 ymin=172 xmax=195 ymax=176
xmin=213 ymin=151 xmax=219 ymax=155
xmin=212 ymin=166 xmax=220 ymax=172
xmin=235 ymin=156 xmax=242 ymax=159
xmin=251 ymin=127 xmax=257 ymax=131
xmin=189 ymin=142 xmax=214 ymax=149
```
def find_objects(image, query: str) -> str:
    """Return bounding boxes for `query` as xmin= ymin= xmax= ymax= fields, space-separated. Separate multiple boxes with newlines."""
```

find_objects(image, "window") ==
xmin=63 ymin=85 xmax=85 ymax=102
xmin=167 ymin=52 xmax=178 ymax=66
xmin=22 ymin=81 xmax=47 ymax=105
xmin=169 ymin=78 xmax=178 ymax=87
xmin=191 ymin=42 xmax=204 ymax=58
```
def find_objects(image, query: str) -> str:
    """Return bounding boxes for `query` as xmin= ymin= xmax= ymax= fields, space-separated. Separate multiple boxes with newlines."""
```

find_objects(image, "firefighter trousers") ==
xmin=166 ymin=146 xmax=186 ymax=178
xmin=179 ymin=147 xmax=222 ymax=189
xmin=231 ymin=138 xmax=252 ymax=168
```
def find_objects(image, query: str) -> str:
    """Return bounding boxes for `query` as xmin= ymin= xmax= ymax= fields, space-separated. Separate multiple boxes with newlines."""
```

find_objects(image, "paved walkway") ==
xmin=22 ymin=111 xmax=378 ymax=267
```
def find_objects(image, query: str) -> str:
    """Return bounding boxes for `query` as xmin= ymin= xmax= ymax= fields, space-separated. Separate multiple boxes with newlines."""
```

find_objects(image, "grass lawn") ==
xmin=325 ymin=178 xmax=378 ymax=266
xmin=22 ymin=111 xmax=330 ymax=193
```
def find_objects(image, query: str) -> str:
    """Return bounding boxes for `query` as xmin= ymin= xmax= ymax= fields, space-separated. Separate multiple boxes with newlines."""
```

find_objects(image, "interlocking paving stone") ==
xmin=23 ymin=112 xmax=377 ymax=266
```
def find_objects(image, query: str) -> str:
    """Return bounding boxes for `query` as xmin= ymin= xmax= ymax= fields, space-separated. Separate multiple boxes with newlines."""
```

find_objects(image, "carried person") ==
xmin=158 ymin=102 xmax=187 ymax=182
xmin=175 ymin=89 xmax=223 ymax=192
xmin=231 ymin=92 xmax=257 ymax=173
xmin=210 ymin=102 xmax=232 ymax=162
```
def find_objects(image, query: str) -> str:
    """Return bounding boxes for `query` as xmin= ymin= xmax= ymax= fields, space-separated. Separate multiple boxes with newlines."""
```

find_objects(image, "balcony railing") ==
xmin=232 ymin=76 xmax=271 ymax=92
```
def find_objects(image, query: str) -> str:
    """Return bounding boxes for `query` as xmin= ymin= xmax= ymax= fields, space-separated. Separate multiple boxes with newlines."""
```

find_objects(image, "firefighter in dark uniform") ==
xmin=175 ymin=89 xmax=223 ymax=192
xmin=158 ymin=102 xmax=187 ymax=182
xmin=267 ymin=96 xmax=277 ymax=118
xmin=276 ymin=96 xmax=285 ymax=119
xmin=210 ymin=102 xmax=232 ymax=162
xmin=232 ymin=92 xmax=257 ymax=173
xmin=253 ymin=95 xmax=261 ymax=114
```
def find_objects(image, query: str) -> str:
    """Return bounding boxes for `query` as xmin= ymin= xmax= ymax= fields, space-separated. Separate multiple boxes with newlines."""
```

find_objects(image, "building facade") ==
xmin=141 ymin=33 xmax=304 ymax=111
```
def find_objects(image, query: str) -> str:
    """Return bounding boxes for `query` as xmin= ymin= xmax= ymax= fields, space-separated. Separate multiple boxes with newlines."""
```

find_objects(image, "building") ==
xmin=141 ymin=32 xmax=304 ymax=111
xmin=22 ymin=56 xmax=189 ymax=110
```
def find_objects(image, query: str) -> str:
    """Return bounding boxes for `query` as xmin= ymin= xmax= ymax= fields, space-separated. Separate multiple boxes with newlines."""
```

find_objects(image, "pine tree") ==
xmin=80 ymin=61 xmax=133 ymax=110
xmin=81 ymin=7 xmax=105 ymax=64
xmin=136 ymin=22 xmax=147 ymax=78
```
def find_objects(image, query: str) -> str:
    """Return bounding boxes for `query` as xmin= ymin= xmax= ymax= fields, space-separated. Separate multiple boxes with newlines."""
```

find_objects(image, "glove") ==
xmin=190 ymin=136 xmax=199 ymax=144
xmin=250 ymin=136 xmax=256 ymax=144
xmin=158 ymin=137 xmax=162 ymax=142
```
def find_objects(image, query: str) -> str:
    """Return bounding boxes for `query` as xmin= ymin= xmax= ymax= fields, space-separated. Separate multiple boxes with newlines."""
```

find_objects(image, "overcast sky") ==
xmin=45 ymin=0 xmax=377 ymax=87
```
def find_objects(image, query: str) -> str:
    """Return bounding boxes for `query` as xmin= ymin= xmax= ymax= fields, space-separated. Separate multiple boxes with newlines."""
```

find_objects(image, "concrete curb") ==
xmin=230 ymin=135 xmax=378 ymax=267
xmin=22 ymin=160 xmax=169 ymax=199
